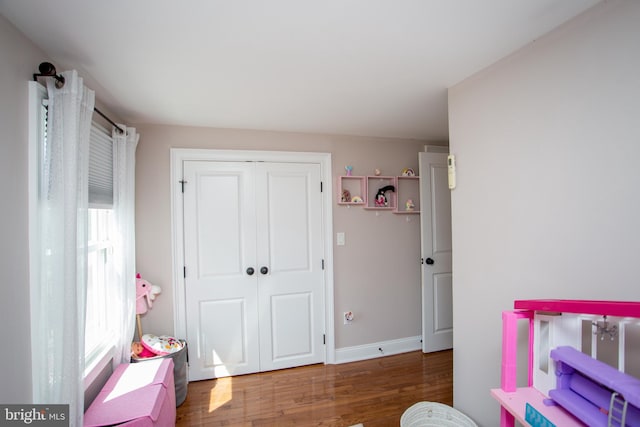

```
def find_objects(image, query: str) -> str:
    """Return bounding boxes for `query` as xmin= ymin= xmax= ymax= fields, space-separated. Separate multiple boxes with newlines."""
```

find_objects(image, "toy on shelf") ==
xmin=405 ymin=199 xmax=415 ymax=211
xmin=351 ymin=195 xmax=363 ymax=203
xmin=401 ymin=168 xmax=415 ymax=176
xmin=374 ymin=168 xmax=381 ymax=176
xmin=345 ymin=165 xmax=353 ymax=176
xmin=341 ymin=189 xmax=351 ymax=203
xmin=375 ymin=185 xmax=395 ymax=207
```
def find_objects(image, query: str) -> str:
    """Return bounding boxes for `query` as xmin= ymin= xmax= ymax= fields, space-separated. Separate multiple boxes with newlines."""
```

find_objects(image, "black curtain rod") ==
xmin=33 ymin=61 xmax=125 ymax=134
xmin=94 ymin=107 xmax=125 ymax=134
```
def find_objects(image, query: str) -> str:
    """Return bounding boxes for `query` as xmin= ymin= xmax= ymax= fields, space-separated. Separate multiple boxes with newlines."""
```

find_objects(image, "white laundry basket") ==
xmin=400 ymin=402 xmax=478 ymax=427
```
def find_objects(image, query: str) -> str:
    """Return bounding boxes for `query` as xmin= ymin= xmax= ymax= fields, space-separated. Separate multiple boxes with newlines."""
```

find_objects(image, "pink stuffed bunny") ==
xmin=135 ymin=273 xmax=162 ymax=315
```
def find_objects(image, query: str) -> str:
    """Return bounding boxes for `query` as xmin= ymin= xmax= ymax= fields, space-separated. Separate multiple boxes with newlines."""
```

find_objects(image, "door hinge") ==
xmin=320 ymin=181 xmax=323 ymax=192
xmin=323 ymin=334 xmax=326 ymax=345
xmin=183 ymin=266 xmax=186 ymax=278
xmin=179 ymin=180 xmax=187 ymax=193
xmin=322 ymin=259 xmax=325 ymax=270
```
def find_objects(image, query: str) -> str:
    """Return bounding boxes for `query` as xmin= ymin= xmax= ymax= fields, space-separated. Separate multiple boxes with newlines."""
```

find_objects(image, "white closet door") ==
xmin=183 ymin=160 xmax=325 ymax=380
xmin=255 ymin=162 xmax=325 ymax=371
xmin=183 ymin=161 xmax=259 ymax=380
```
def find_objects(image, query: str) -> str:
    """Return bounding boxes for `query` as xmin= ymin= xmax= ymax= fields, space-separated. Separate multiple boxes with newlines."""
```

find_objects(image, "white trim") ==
xmin=334 ymin=336 xmax=422 ymax=364
xmin=170 ymin=148 xmax=335 ymax=364
xmin=28 ymin=82 xmax=47 ymax=398
xmin=83 ymin=344 xmax=115 ymax=391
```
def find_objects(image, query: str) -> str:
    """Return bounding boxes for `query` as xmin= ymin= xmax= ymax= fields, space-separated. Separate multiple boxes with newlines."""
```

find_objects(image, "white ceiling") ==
xmin=1 ymin=0 xmax=600 ymax=140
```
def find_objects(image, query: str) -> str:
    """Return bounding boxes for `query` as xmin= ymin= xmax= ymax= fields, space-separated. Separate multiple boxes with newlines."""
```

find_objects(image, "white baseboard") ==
xmin=334 ymin=336 xmax=422 ymax=364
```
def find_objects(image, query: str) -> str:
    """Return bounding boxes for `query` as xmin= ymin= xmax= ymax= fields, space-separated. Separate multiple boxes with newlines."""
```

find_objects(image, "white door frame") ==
xmin=170 ymin=149 xmax=336 ymax=364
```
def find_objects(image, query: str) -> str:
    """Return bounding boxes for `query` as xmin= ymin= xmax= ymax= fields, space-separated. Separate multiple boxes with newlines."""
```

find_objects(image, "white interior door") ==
xmin=183 ymin=160 xmax=325 ymax=380
xmin=183 ymin=161 xmax=259 ymax=380
xmin=255 ymin=163 xmax=325 ymax=372
xmin=419 ymin=152 xmax=453 ymax=353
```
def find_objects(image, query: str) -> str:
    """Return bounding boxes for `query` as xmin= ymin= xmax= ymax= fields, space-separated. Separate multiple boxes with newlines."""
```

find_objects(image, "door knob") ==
xmin=260 ymin=266 xmax=269 ymax=275
xmin=246 ymin=267 xmax=255 ymax=276
xmin=425 ymin=258 xmax=434 ymax=265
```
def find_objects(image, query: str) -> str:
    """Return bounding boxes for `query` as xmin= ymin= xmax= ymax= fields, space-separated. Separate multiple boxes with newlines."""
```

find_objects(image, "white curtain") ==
xmin=111 ymin=125 xmax=139 ymax=366
xmin=32 ymin=70 xmax=94 ymax=427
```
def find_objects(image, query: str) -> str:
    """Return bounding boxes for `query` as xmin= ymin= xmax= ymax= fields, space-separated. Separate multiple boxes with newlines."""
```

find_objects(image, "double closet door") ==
xmin=183 ymin=160 xmax=325 ymax=381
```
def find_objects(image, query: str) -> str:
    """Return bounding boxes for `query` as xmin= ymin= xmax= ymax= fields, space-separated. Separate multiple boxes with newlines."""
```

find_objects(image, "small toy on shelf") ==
xmin=374 ymin=168 xmax=381 ymax=176
xmin=401 ymin=168 xmax=415 ymax=176
xmin=375 ymin=185 xmax=395 ymax=207
xmin=345 ymin=165 xmax=353 ymax=176
xmin=351 ymin=195 xmax=363 ymax=203
xmin=406 ymin=199 xmax=415 ymax=211
xmin=341 ymin=189 xmax=351 ymax=203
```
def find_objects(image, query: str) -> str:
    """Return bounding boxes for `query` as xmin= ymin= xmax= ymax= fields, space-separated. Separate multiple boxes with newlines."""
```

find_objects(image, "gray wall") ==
xmin=448 ymin=1 xmax=640 ymax=425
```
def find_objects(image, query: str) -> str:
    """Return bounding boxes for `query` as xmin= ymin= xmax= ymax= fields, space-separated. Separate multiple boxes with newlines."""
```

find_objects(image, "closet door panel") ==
xmin=256 ymin=163 xmax=325 ymax=371
xmin=183 ymin=161 xmax=259 ymax=380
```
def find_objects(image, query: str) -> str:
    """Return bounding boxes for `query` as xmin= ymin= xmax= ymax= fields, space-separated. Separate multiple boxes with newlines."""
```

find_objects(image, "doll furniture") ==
xmin=84 ymin=358 xmax=176 ymax=426
xmin=549 ymin=346 xmax=640 ymax=426
xmin=491 ymin=299 xmax=640 ymax=427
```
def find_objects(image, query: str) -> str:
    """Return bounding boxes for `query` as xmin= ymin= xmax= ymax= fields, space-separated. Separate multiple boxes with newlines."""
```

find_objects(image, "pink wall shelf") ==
xmin=337 ymin=174 xmax=421 ymax=214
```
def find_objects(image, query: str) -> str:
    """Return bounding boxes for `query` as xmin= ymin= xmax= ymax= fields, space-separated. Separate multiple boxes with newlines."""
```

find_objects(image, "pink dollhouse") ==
xmin=491 ymin=300 xmax=640 ymax=427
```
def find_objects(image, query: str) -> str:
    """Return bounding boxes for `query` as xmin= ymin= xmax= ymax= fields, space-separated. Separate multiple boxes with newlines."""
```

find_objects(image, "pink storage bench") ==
xmin=84 ymin=358 xmax=176 ymax=427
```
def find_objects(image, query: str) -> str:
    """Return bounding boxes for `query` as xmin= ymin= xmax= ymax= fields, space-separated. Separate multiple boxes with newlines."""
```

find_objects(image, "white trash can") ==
xmin=401 ymin=402 xmax=478 ymax=427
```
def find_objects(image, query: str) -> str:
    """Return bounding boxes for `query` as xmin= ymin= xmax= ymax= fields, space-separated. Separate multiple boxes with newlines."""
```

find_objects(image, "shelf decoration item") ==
xmin=345 ymin=165 xmax=353 ymax=176
xmin=401 ymin=167 xmax=415 ymax=176
xmin=406 ymin=199 xmax=415 ymax=211
xmin=341 ymin=189 xmax=351 ymax=203
xmin=351 ymin=195 xmax=363 ymax=203
xmin=375 ymin=185 xmax=395 ymax=207
xmin=374 ymin=168 xmax=381 ymax=176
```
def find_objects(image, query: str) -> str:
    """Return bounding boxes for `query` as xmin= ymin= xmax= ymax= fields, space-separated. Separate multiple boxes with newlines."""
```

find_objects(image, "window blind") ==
xmin=42 ymin=97 xmax=114 ymax=207
xmin=88 ymin=123 xmax=113 ymax=207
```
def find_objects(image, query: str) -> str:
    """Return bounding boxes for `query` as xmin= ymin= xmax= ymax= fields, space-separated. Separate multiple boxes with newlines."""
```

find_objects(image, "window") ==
xmin=84 ymin=122 xmax=117 ymax=374
xmin=85 ymin=208 xmax=115 ymax=365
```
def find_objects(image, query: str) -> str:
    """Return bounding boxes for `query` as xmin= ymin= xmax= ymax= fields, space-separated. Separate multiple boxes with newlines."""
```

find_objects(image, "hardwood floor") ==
xmin=176 ymin=350 xmax=453 ymax=427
